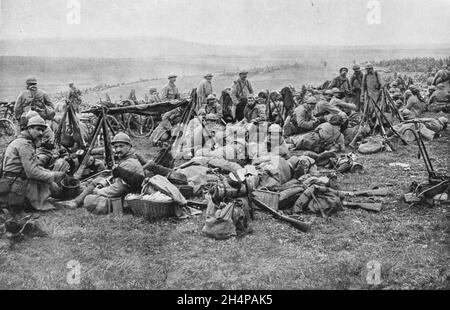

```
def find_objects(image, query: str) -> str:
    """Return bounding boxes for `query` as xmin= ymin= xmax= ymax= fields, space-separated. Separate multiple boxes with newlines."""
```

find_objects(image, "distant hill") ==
xmin=0 ymin=37 xmax=250 ymax=59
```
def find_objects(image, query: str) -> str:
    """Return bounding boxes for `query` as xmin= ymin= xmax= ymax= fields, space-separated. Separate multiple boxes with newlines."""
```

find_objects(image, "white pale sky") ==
xmin=1 ymin=0 xmax=449 ymax=46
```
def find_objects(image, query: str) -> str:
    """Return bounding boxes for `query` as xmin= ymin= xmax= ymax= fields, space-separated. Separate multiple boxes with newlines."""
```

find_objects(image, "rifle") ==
xmin=349 ymin=91 xmax=370 ymax=149
xmin=369 ymin=96 xmax=408 ymax=146
xmin=251 ymin=196 xmax=311 ymax=233
xmin=339 ymin=188 xmax=388 ymax=197
xmin=343 ymin=201 xmax=382 ymax=212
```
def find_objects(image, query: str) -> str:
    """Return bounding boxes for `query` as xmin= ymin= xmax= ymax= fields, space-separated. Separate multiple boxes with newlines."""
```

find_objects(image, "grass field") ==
xmin=0 ymin=112 xmax=448 ymax=290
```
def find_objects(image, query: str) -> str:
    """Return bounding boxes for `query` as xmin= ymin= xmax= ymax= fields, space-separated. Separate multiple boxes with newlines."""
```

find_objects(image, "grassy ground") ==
xmin=0 ymin=113 xmax=449 ymax=290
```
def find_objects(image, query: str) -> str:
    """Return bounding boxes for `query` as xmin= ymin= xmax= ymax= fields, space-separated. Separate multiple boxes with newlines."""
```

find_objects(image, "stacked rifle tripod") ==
xmin=350 ymin=86 xmax=408 ymax=150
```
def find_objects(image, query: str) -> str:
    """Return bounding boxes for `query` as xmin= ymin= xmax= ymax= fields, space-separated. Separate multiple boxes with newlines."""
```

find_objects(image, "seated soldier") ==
xmin=0 ymin=116 xmax=66 ymax=212
xmin=289 ymin=115 xmax=345 ymax=154
xmin=149 ymin=106 xmax=184 ymax=144
xmin=55 ymin=133 xmax=144 ymax=210
xmin=243 ymin=96 xmax=261 ymax=123
xmin=329 ymin=88 xmax=357 ymax=116
xmin=204 ymin=94 xmax=223 ymax=120
xmin=283 ymin=96 xmax=321 ymax=136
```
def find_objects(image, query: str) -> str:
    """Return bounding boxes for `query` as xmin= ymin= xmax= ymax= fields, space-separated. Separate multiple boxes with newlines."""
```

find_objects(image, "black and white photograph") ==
xmin=0 ymin=0 xmax=449 ymax=293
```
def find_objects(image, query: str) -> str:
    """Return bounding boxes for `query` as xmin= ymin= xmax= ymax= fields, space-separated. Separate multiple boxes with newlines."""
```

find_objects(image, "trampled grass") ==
xmin=0 ymin=113 xmax=449 ymax=290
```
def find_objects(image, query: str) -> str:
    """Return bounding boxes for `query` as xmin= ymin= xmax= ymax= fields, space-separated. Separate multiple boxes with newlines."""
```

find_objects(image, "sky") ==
xmin=0 ymin=0 xmax=449 ymax=46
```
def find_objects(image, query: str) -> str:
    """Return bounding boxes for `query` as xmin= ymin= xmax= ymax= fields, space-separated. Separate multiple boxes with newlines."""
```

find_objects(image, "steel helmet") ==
xmin=352 ymin=65 xmax=361 ymax=70
xmin=324 ymin=89 xmax=333 ymax=96
xmin=332 ymin=87 xmax=343 ymax=93
xmin=364 ymin=63 xmax=374 ymax=69
xmin=436 ymin=83 xmax=445 ymax=89
xmin=26 ymin=77 xmax=37 ymax=85
xmin=26 ymin=116 xmax=47 ymax=129
xmin=111 ymin=132 xmax=131 ymax=145
xmin=306 ymin=97 xmax=318 ymax=104
xmin=339 ymin=67 xmax=348 ymax=73
xmin=205 ymin=113 xmax=219 ymax=121
xmin=204 ymin=73 xmax=213 ymax=77
xmin=206 ymin=94 xmax=216 ymax=101
xmin=168 ymin=73 xmax=178 ymax=79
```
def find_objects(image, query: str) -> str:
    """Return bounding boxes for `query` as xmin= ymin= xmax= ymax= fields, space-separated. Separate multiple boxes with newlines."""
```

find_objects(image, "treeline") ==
xmin=373 ymin=57 xmax=450 ymax=73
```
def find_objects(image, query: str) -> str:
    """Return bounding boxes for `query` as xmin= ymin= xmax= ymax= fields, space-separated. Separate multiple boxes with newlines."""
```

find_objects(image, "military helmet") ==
xmin=429 ymin=85 xmax=436 ymax=91
xmin=111 ymin=132 xmax=131 ymax=145
xmin=436 ymin=83 xmax=445 ymax=89
xmin=339 ymin=67 xmax=349 ymax=73
xmin=324 ymin=89 xmax=333 ymax=96
xmin=26 ymin=77 xmax=37 ymax=85
xmin=168 ymin=73 xmax=178 ymax=79
xmin=204 ymin=73 xmax=213 ymax=78
xmin=306 ymin=97 xmax=317 ymax=104
xmin=332 ymin=87 xmax=343 ymax=93
xmin=239 ymin=70 xmax=249 ymax=75
xmin=206 ymin=94 xmax=216 ymax=101
xmin=364 ymin=63 xmax=374 ymax=69
xmin=26 ymin=116 xmax=47 ymax=129
xmin=205 ymin=113 xmax=218 ymax=121
xmin=352 ymin=65 xmax=361 ymax=70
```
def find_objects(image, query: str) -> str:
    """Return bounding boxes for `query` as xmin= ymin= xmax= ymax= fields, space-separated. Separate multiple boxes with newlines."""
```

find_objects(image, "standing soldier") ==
xmin=197 ymin=73 xmax=214 ymax=111
xmin=361 ymin=63 xmax=383 ymax=114
xmin=328 ymin=67 xmax=352 ymax=102
xmin=15 ymin=77 xmax=55 ymax=123
xmin=68 ymin=83 xmax=82 ymax=113
xmin=231 ymin=71 xmax=254 ymax=122
xmin=161 ymin=73 xmax=181 ymax=101
xmin=350 ymin=65 xmax=363 ymax=111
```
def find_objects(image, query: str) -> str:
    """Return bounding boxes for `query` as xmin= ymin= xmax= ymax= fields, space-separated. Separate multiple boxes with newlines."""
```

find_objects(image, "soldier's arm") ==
xmin=14 ymin=93 xmax=24 ymax=120
xmin=18 ymin=143 xmax=55 ymax=183
xmin=175 ymin=88 xmax=181 ymax=100
xmin=335 ymin=99 xmax=357 ymax=111
xmin=328 ymin=78 xmax=337 ymax=89
xmin=230 ymin=82 xmax=239 ymax=105
xmin=248 ymin=81 xmax=254 ymax=95
xmin=216 ymin=103 xmax=223 ymax=119
xmin=160 ymin=86 xmax=169 ymax=101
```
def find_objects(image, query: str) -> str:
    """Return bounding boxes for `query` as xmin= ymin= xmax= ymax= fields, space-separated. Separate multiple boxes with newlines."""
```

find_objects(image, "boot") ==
xmin=53 ymin=183 xmax=96 ymax=209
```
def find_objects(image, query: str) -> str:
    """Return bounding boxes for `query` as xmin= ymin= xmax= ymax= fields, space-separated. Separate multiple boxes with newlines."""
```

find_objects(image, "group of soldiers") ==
xmin=1 ymin=61 xmax=449 ymax=216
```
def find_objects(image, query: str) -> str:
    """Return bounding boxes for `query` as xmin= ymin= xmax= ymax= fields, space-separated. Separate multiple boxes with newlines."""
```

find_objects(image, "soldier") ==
xmin=401 ymin=90 xmax=424 ymax=119
xmin=328 ymin=67 xmax=352 ymax=102
xmin=197 ymin=73 xmax=214 ymax=110
xmin=315 ymin=89 xmax=348 ymax=122
xmin=55 ymin=133 xmax=144 ymax=210
xmin=149 ymin=106 xmax=185 ymax=144
xmin=231 ymin=71 xmax=254 ymax=121
xmin=432 ymin=64 xmax=449 ymax=86
xmin=204 ymin=94 xmax=223 ymax=119
xmin=429 ymin=83 xmax=450 ymax=104
xmin=361 ymin=63 xmax=383 ymax=113
xmin=350 ymin=65 xmax=363 ymax=111
xmin=329 ymin=88 xmax=357 ymax=116
xmin=148 ymin=87 xmax=161 ymax=103
xmin=161 ymin=73 xmax=181 ymax=101
xmin=15 ymin=77 xmax=55 ymax=122
xmin=68 ymin=83 xmax=82 ymax=113
xmin=283 ymin=97 xmax=321 ymax=136
xmin=0 ymin=116 xmax=66 ymax=212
